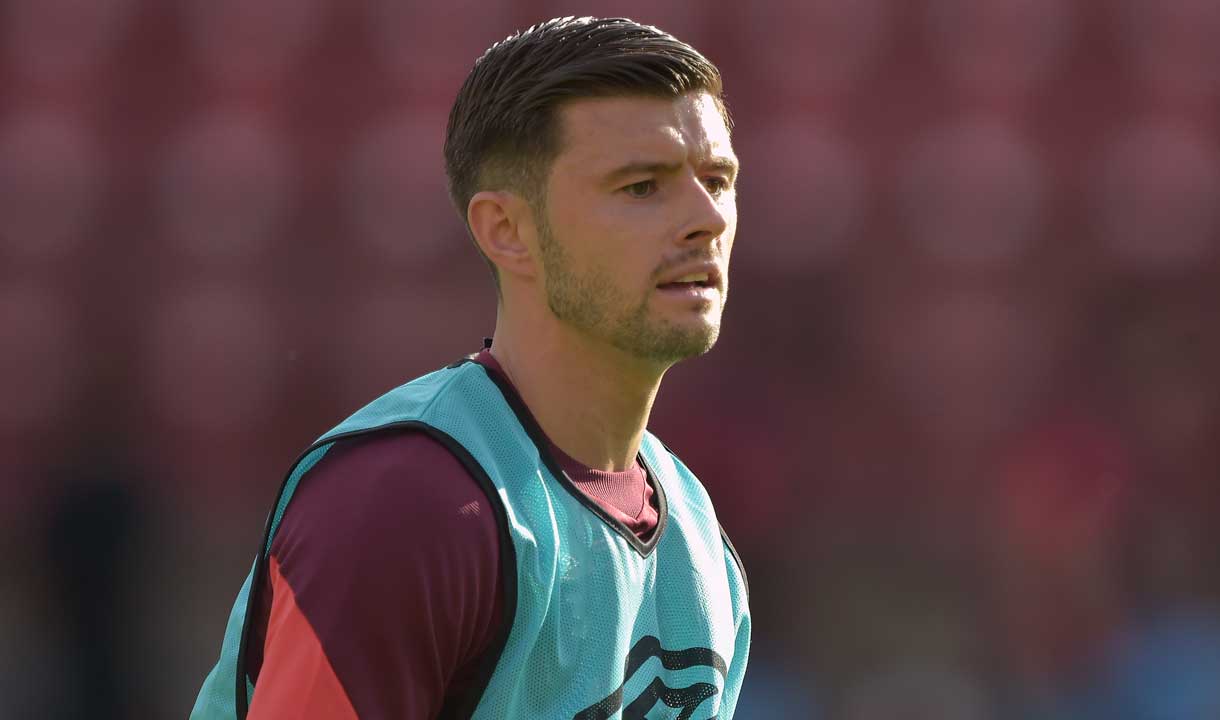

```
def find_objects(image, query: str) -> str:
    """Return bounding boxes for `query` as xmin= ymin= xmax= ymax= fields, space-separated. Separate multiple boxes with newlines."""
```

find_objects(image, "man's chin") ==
xmin=627 ymin=324 xmax=721 ymax=365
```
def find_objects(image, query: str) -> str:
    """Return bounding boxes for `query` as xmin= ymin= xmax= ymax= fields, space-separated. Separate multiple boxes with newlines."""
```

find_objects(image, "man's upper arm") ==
xmin=248 ymin=431 xmax=504 ymax=719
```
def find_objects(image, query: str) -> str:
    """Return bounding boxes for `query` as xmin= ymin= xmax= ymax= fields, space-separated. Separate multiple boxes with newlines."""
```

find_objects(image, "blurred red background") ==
xmin=1 ymin=1 xmax=1218 ymax=717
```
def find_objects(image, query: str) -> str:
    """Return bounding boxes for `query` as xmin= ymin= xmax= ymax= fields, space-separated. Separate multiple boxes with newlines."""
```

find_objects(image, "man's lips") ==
xmin=655 ymin=261 xmax=722 ymax=290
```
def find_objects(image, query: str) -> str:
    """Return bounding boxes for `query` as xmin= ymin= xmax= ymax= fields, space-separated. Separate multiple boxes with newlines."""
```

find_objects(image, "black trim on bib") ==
xmin=474 ymin=361 xmax=669 ymax=558
xmin=718 ymin=524 xmax=749 ymax=600
xmin=234 ymin=402 xmax=518 ymax=719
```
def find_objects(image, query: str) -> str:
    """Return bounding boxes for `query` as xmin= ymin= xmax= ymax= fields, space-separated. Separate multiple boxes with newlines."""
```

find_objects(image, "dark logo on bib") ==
xmin=573 ymin=635 xmax=727 ymax=720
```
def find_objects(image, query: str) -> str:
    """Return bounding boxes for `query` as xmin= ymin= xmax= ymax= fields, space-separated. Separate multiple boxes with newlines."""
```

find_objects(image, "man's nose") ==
xmin=677 ymin=177 xmax=730 ymax=246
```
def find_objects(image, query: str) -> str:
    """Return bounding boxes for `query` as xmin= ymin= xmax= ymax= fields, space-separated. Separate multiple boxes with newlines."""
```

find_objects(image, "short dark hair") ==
xmin=443 ymin=16 xmax=728 ymax=284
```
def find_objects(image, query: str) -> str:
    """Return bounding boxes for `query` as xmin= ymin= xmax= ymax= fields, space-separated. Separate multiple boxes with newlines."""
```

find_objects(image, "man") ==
xmin=192 ymin=16 xmax=750 ymax=719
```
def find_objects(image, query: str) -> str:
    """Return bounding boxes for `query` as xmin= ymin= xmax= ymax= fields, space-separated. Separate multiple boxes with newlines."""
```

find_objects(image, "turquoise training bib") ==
xmin=192 ymin=359 xmax=750 ymax=719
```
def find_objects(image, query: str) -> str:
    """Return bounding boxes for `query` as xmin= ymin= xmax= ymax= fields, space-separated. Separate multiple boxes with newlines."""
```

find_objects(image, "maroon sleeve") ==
xmin=248 ymin=430 xmax=505 ymax=719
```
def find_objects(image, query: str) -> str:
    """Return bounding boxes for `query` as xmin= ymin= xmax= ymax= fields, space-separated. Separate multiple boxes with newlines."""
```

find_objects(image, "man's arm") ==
xmin=247 ymin=431 xmax=504 ymax=719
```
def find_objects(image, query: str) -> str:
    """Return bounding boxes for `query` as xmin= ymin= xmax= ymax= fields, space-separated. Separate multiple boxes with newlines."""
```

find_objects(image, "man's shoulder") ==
xmin=308 ymin=428 xmax=483 ymax=502
xmin=326 ymin=426 xmax=460 ymax=464
xmin=272 ymin=428 xmax=496 ymax=557
xmin=316 ymin=358 xmax=493 ymax=444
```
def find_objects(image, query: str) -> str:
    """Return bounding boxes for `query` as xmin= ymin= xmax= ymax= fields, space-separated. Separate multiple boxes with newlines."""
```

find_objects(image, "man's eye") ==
xmin=703 ymin=177 xmax=731 ymax=195
xmin=623 ymin=180 xmax=656 ymax=198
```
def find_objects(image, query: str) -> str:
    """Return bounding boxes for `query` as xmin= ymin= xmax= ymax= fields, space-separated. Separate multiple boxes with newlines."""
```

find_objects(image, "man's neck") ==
xmin=488 ymin=322 xmax=666 ymax=473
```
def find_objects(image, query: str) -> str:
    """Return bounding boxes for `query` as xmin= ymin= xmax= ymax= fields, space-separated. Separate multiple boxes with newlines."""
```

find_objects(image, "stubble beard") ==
xmin=536 ymin=214 xmax=722 ymax=365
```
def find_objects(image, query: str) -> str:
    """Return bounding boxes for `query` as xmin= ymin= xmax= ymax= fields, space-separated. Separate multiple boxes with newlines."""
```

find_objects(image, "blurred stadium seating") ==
xmin=1 ymin=2 xmax=1217 ymax=716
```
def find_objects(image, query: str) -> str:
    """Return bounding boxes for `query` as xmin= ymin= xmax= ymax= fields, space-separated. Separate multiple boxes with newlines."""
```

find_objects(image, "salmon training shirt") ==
xmin=244 ymin=348 xmax=660 ymax=718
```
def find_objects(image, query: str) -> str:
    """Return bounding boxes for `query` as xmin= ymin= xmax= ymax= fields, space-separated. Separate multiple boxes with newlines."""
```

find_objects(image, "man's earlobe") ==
xmin=468 ymin=190 xmax=536 ymax=279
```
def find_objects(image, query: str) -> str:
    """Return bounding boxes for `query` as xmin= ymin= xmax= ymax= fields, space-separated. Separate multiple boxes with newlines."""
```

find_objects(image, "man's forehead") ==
xmin=555 ymin=93 xmax=734 ymax=166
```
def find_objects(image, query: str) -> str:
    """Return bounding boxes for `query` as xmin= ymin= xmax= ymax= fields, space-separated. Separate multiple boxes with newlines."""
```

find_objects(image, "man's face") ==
xmin=535 ymin=91 xmax=738 ymax=365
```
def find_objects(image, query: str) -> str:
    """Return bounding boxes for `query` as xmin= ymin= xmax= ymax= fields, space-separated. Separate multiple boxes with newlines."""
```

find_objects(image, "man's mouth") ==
xmin=657 ymin=272 xmax=714 ymax=290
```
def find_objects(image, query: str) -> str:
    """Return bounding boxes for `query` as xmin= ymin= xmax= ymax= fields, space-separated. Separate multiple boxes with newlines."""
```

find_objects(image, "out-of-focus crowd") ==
xmin=1 ymin=1 xmax=1217 ymax=717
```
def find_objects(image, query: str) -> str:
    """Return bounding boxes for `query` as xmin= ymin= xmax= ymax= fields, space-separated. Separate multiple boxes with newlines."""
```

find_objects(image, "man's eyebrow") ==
xmin=603 ymin=161 xmax=682 ymax=185
xmin=602 ymin=156 xmax=740 ymax=184
xmin=703 ymin=156 xmax=740 ymax=178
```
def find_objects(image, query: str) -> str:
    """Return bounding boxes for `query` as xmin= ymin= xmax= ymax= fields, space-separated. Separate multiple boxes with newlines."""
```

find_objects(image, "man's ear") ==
xmin=468 ymin=190 xmax=538 ymax=281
